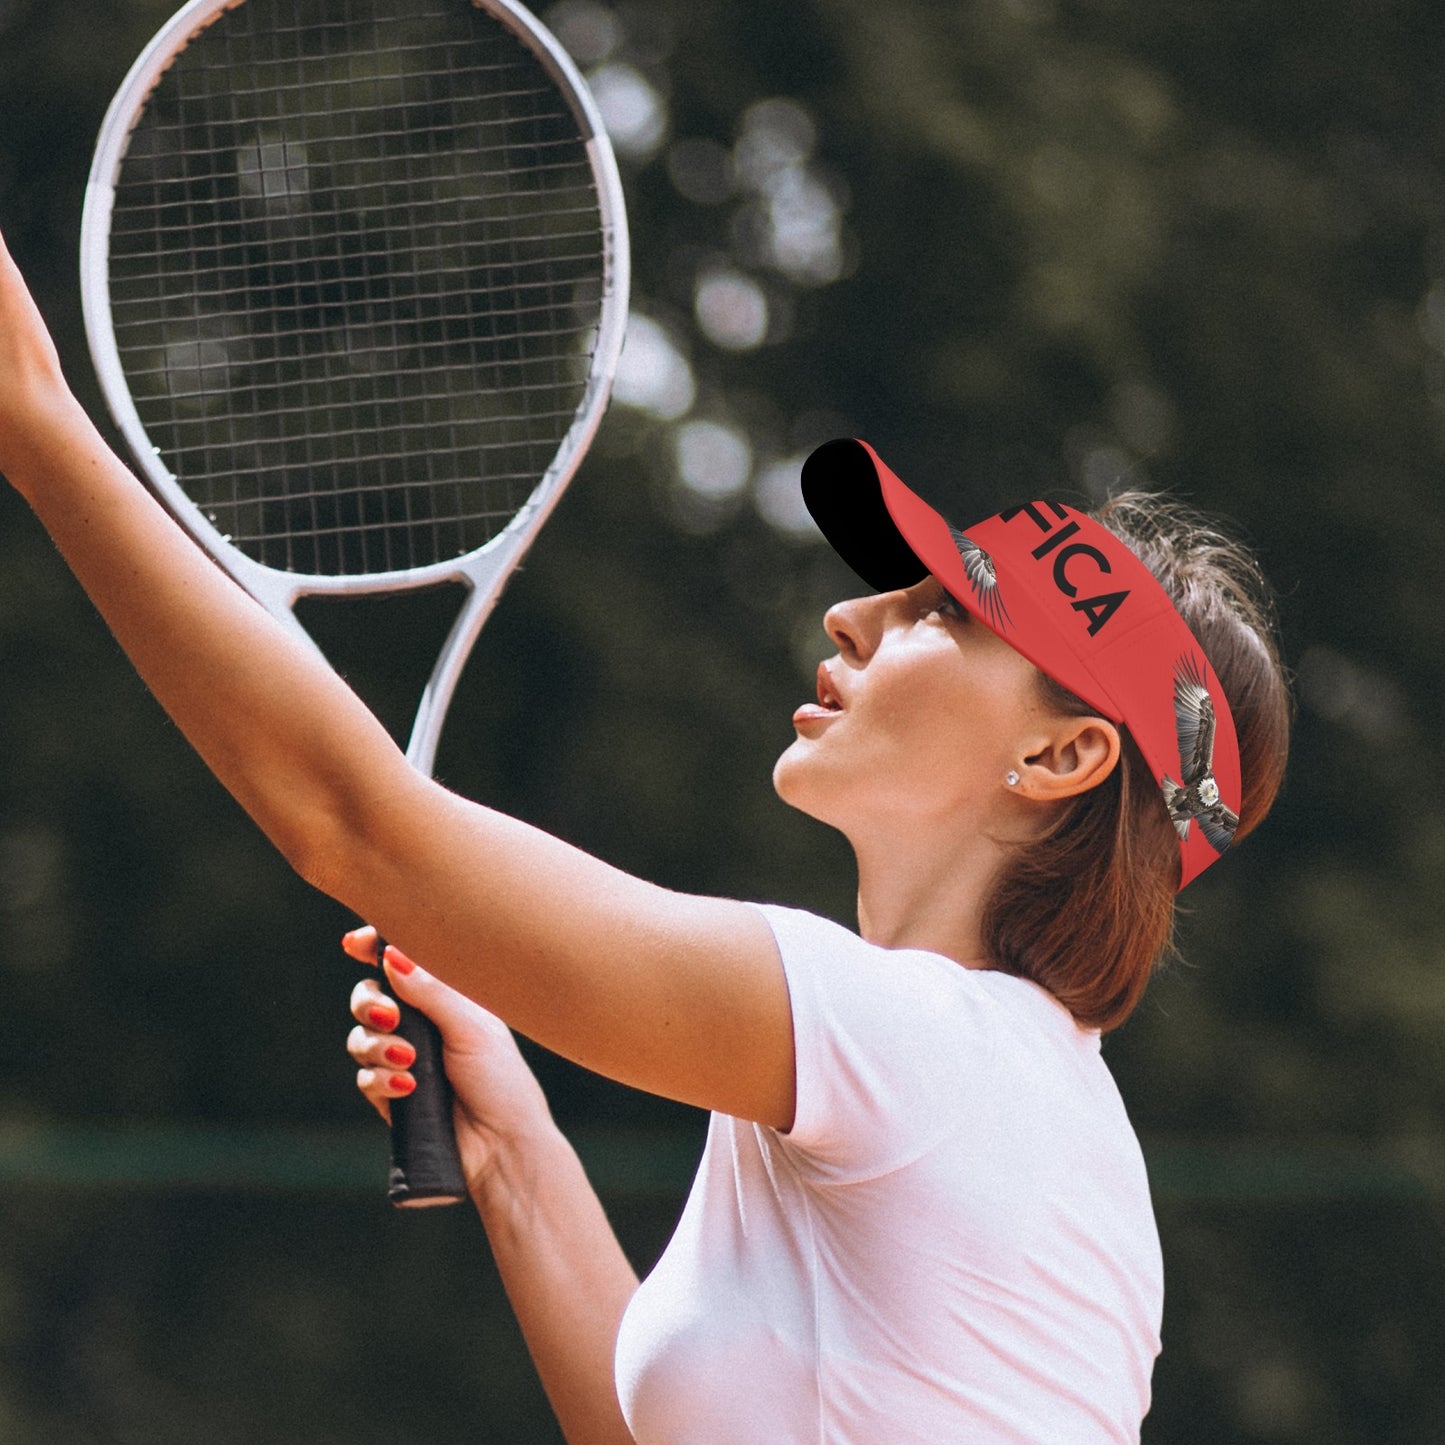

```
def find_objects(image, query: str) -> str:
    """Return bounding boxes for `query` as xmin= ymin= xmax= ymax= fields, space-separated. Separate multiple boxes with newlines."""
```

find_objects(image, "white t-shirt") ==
xmin=613 ymin=904 xmax=1163 ymax=1444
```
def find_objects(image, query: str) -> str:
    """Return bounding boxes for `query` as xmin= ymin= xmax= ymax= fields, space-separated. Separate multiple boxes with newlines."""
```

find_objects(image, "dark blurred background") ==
xmin=2 ymin=0 xmax=1443 ymax=1440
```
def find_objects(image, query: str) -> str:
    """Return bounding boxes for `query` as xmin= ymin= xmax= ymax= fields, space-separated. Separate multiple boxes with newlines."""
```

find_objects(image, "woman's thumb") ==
xmin=379 ymin=945 xmax=476 ymax=1041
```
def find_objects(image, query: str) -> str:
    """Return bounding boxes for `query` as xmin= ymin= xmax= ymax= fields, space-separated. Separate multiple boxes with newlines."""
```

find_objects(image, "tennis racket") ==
xmin=79 ymin=0 xmax=629 ymax=1206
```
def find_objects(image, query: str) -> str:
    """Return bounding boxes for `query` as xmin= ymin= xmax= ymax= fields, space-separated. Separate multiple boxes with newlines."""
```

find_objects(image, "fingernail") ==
xmin=368 ymin=1005 xmax=398 ymax=1030
xmin=383 ymin=945 xmax=416 ymax=976
xmin=341 ymin=928 xmax=375 ymax=963
xmin=390 ymin=1074 xmax=416 ymax=1095
xmin=384 ymin=1044 xmax=414 ymax=1067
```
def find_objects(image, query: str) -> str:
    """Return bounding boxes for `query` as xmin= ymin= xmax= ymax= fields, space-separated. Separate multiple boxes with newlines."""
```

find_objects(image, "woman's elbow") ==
xmin=263 ymin=771 xmax=411 ymax=909
xmin=258 ymin=793 xmax=354 ymax=901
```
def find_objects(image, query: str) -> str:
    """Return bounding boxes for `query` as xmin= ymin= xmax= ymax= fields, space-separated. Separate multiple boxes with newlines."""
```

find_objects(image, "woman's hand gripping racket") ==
xmin=80 ymin=0 xmax=629 ymax=1205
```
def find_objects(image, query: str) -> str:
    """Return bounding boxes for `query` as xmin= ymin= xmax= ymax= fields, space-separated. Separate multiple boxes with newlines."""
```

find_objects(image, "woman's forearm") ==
xmin=475 ymin=1124 xmax=639 ymax=1445
xmin=0 ymin=234 xmax=408 ymax=875
xmin=4 ymin=377 xmax=414 ymax=880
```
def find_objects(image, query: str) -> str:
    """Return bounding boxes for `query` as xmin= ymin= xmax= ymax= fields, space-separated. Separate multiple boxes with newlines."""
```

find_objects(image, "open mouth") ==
xmin=815 ymin=663 xmax=843 ymax=711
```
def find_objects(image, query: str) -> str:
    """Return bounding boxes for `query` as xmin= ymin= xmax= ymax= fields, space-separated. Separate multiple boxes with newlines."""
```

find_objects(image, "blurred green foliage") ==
xmin=1 ymin=0 xmax=1443 ymax=1439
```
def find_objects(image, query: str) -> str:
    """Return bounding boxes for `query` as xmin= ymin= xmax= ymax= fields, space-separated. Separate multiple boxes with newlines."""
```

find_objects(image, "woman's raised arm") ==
xmin=0 ymin=229 xmax=795 ymax=1129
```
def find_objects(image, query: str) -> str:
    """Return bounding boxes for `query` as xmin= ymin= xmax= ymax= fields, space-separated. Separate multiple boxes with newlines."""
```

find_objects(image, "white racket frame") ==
xmin=80 ymin=0 xmax=630 ymax=775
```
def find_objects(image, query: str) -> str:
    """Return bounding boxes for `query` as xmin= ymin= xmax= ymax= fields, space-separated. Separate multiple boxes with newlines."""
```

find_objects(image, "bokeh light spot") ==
xmin=675 ymin=419 xmax=752 ymax=499
xmin=543 ymin=0 xmax=621 ymax=66
xmin=734 ymin=97 xmax=816 ymax=186
xmin=695 ymin=268 xmax=769 ymax=351
xmin=613 ymin=315 xmax=695 ymax=420
xmin=753 ymin=454 xmax=822 ymax=539
xmin=588 ymin=62 xmax=667 ymax=161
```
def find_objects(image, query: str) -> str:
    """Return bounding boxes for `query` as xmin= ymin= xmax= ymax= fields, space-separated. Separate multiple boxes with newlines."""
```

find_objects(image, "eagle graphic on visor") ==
xmin=1160 ymin=655 xmax=1239 ymax=855
xmin=948 ymin=527 xmax=1011 ymax=630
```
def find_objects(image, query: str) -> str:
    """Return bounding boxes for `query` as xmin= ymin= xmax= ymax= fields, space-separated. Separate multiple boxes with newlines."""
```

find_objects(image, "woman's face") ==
xmin=773 ymin=576 xmax=1049 ymax=836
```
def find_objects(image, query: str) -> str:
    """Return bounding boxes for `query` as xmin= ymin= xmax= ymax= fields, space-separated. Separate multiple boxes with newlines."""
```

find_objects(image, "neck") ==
xmin=849 ymin=814 xmax=1010 ymax=968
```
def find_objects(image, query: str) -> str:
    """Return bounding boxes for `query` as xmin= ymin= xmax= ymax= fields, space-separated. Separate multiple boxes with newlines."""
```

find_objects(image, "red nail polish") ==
xmin=384 ymin=1044 xmax=414 ymax=1067
xmin=391 ymin=1073 xmax=416 ymax=1095
xmin=341 ymin=927 xmax=375 ymax=962
xmin=368 ymin=1006 xmax=397 ymax=1030
xmin=383 ymin=945 xmax=416 ymax=976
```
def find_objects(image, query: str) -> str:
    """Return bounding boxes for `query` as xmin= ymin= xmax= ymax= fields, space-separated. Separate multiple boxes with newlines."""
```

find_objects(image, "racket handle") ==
xmin=378 ymin=938 xmax=468 ymax=1208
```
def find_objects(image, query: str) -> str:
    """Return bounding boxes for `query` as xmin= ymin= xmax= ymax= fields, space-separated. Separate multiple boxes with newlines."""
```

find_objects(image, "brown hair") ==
xmin=980 ymin=492 xmax=1292 ymax=1031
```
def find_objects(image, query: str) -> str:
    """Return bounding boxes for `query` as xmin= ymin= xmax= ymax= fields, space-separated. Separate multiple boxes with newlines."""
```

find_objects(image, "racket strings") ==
xmin=106 ymin=0 xmax=605 ymax=577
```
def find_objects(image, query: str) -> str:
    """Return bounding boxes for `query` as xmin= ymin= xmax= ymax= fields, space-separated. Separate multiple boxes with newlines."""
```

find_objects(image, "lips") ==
xmin=792 ymin=663 xmax=844 ymax=730
xmin=815 ymin=663 xmax=843 ymax=711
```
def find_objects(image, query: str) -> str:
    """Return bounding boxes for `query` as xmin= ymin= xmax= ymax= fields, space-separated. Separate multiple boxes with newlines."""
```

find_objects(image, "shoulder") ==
xmin=751 ymin=904 xmax=1083 ymax=1179
xmin=753 ymin=901 xmax=1074 ymax=1039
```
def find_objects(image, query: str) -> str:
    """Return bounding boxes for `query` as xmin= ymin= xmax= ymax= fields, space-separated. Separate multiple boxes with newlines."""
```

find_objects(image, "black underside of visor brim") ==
xmin=801 ymin=439 xmax=930 ymax=592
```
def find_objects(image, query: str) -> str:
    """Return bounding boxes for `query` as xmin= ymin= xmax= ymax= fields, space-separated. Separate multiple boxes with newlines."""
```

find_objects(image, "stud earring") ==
xmin=1005 ymin=770 xmax=1020 ymax=787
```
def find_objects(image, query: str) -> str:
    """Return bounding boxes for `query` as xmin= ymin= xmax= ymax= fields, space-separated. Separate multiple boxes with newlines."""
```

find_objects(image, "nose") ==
xmin=824 ymin=590 xmax=893 ymax=663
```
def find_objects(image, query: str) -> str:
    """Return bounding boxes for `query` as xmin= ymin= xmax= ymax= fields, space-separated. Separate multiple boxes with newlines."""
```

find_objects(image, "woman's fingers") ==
xmin=339 ymin=924 xmax=417 ymax=973
xmin=349 ymin=975 xmax=401 ymax=1032
xmin=350 ymin=1026 xmax=419 ymax=1123
xmin=346 ymin=1021 xmax=417 ymax=1071
xmin=356 ymin=1065 xmax=418 ymax=1099
xmin=342 ymin=928 xmax=499 ymax=1046
xmin=348 ymin=976 xmax=418 ymax=1120
xmin=341 ymin=924 xmax=380 ymax=965
xmin=354 ymin=1064 xmax=417 ymax=1124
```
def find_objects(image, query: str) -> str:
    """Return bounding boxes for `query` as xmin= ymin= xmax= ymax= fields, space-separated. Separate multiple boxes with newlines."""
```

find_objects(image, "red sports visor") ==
xmin=802 ymin=439 xmax=1241 ymax=889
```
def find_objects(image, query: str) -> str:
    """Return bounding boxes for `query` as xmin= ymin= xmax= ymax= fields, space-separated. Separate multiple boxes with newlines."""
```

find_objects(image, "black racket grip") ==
xmin=378 ymin=938 xmax=468 ymax=1208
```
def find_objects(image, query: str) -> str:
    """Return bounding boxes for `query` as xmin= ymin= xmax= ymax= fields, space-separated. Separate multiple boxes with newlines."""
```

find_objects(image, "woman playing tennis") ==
xmin=0 ymin=227 xmax=1288 ymax=1443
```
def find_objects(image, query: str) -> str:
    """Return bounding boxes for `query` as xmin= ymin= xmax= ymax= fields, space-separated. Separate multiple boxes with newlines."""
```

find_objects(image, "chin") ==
xmin=772 ymin=741 xmax=843 ymax=828
xmin=772 ymin=739 xmax=813 ymax=808
xmin=771 ymin=741 xmax=801 ymax=804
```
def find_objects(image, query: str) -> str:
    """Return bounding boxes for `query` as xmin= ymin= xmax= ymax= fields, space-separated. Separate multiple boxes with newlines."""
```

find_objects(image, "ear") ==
xmin=1017 ymin=716 xmax=1121 ymax=801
